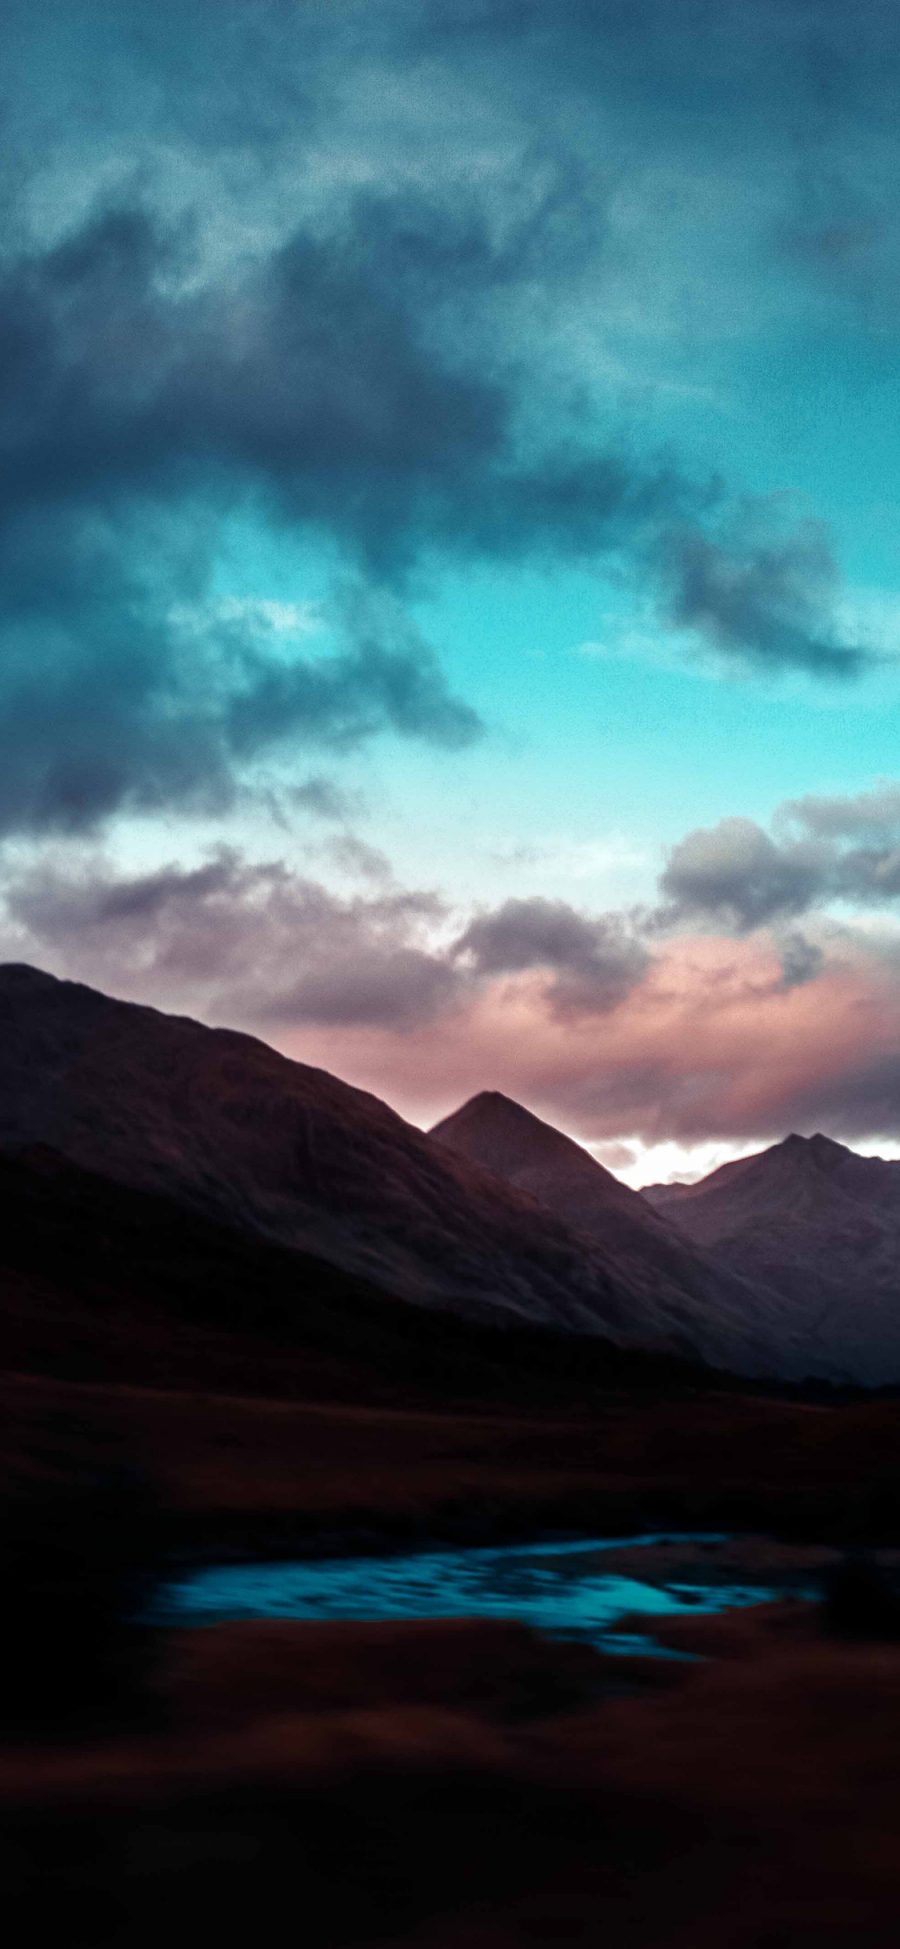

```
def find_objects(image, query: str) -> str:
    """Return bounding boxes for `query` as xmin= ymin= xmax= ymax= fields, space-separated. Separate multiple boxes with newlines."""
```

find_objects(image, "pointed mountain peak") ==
xmin=450 ymin=1090 xmax=522 ymax=1117
xmin=777 ymin=1131 xmax=851 ymax=1170
xmin=432 ymin=1089 xmax=587 ymax=1157
xmin=430 ymin=1091 xmax=645 ymax=1214
xmin=435 ymin=1090 xmax=563 ymax=1142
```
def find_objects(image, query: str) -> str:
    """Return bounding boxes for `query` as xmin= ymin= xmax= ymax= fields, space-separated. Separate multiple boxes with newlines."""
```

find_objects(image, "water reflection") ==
xmin=155 ymin=1532 xmax=814 ymax=1656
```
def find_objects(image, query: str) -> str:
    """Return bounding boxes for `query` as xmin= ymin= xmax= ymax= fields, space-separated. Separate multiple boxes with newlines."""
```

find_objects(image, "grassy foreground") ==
xmin=5 ymin=1147 xmax=900 ymax=1942
xmin=4 ymin=1603 xmax=900 ymax=1945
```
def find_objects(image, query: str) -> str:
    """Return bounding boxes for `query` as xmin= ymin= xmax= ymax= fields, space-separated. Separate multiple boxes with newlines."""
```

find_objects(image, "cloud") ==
xmin=272 ymin=927 xmax=900 ymax=1152
xmin=0 ymin=850 xmax=654 ymax=1035
xmin=660 ymin=786 xmax=900 ymax=932
xmin=6 ymin=787 xmax=900 ymax=1154
xmin=9 ymin=186 xmax=737 ymax=582
xmin=0 ymin=495 xmax=480 ymax=838
xmin=658 ymin=817 xmax=824 ymax=929
xmin=288 ymin=776 xmax=363 ymax=823
xmin=0 ymin=848 xmax=460 ymax=1031
xmin=778 ymin=784 xmax=900 ymax=904
xmin=0 ymin=195 xmax=502 ymax=835
xmin=322 ymin=833 xmax=394 ymax=883
xmin=780 ymin=780 xmax=900 ymax=842
xmin=0 ymin=0 xmax=890 ymax=874
xmin=454 ymin=895 xmax=649 ymax=1013
xmin=335 ymin=150 xmax=607 ymax=303
xmin=590 ymin=1140 xmax=639 ymax=1173
xmin=776 ymin=929 xmax=825 ymax=989
xmin=652 ymin=510 xmax=871 ymax=678
xmin=0 ymin=191 xmax=660 ymax=578
xmin=0 ymin=188 xmax=686 ymax=837
xmin=0 ymin=173 xmax=868 ymax=851
xmin=0 ymin=200 xmax=501 ymax=541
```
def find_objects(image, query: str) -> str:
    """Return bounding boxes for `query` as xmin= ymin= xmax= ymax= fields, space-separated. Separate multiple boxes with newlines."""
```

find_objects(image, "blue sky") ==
xmin=4 ymin=0 xmax=900 ymax=1178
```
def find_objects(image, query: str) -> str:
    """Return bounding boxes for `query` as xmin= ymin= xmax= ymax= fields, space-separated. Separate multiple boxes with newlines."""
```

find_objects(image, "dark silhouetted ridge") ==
xmin=655 ymin=1128 xmax=900 ymax=1385
xmin=432 ymin=1089 xmax=798 ymax=1374
xmin=0 ymin=963 xmax=794 ymax=1376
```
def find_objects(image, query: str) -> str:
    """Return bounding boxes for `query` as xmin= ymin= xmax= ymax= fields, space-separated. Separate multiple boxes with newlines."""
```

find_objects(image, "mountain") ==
xmin=0 ymin=964 xmax=791 ymax=1375
xmin=430 ymin=1091 xmax=799 ymax=1374
xmin=641 ymin=1181 xmax=694 ymax=1208
xmin=644 ymin=1133 xmax=900 ymax=1386
xmin=0 ymin=1143 xmax=716 ymax=1405
xmin=432 ymin=1092 xmax=696 ymax=1254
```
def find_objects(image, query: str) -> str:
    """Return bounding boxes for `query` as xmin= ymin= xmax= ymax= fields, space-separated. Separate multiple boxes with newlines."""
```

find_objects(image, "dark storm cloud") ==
xmin=341 ymin=148 xmax=606 ymax=300
xmin=0 ymin=508 xmax=480 ymax=837
xmin=0 ymin=194 xmax=500 ymax=832
xmin=652 ymin=516 xmax=869 ymax=679
xmin=455 ymin=895 xmax=649 ymax=1012
xmin=221 ymin=585 xmax=481 ymax=759
xmin=0 ymin=0 xmax=887 ymax=841
xmin=0 ymin=190 xmax=706 ymax=571
xmin=0 ymin=183 xmax=694 ymax=833
xmin=0 ymin=201 xmax=507 ymax=558
xmin=0 ymin=190 xmax=702 ymax=833
xmin=0 ymin=181 xmax=500 ymax=827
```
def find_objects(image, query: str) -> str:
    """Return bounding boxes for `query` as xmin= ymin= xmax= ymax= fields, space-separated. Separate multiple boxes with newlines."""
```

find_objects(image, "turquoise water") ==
xmin=154 ymin=1532 xmax=813 ymax=1656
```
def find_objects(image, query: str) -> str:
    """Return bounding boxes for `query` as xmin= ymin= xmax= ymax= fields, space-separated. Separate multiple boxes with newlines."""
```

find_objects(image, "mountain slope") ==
xmin=0 ymin=964 xmax=787 ymax=1374
xmin=430 ymin=1091 xmax=799 ymax=1374
xmin=646 ymin=1134 xmax=900 ymax=1386
xmin=0 ymin=1145 xmax=717 ymax=1405
xmin=641 ymin=1181 xmax=694 ymax=1209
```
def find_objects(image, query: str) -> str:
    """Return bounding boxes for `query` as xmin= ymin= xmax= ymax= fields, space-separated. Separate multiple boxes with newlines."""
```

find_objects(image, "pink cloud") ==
xmin=278 ymin=931 xmax=900 ymax=1149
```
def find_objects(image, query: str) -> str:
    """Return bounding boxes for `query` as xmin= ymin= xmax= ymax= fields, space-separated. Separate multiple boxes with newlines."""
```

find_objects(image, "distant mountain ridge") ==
xmin=643 ymin=1133 xmax=900 ymax=1386
xmin=434 ymin=1091 xmax=721 ymax=1255
xmin=430 ymin=1090 xmax=799 ymax=1375
xmin=8 ymin=964 xmax=897 ymax=1384
xmin=0 ymin=964 xmax=792 ymax=1376
xmin=434 ymin=1096 xmax=900 ymax=1387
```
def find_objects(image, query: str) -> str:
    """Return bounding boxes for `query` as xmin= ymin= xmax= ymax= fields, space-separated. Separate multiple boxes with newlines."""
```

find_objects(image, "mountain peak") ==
xmin=432 ymin=1091 xmax=684 ymax=1225
xmin=778 ymin=1131 xmax=850 ymax=1169
xmin=454 ymin=1090 xmax=522 ymax=1116
xmin=432 ymin=1089 xmax=706 ymax=1228
xmin=0 ymin=963 xmax=794 ymax=1375
xmin=431 ymin=1090 xmax=601 ymax=1177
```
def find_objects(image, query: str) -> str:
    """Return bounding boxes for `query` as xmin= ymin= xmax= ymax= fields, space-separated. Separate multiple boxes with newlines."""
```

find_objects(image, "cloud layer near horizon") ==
xmin=5 ymin=777 xmax=900 ymax=1156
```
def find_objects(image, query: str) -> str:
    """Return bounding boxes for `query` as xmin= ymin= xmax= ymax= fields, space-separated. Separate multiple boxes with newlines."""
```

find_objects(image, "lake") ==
xmin=154 ymin=1531 xmax=819 ymax=1656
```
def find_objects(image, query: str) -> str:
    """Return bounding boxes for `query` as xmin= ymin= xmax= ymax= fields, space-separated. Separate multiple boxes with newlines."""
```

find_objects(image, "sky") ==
xmin=4 ymin=0 xmax=900 ymax=1183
